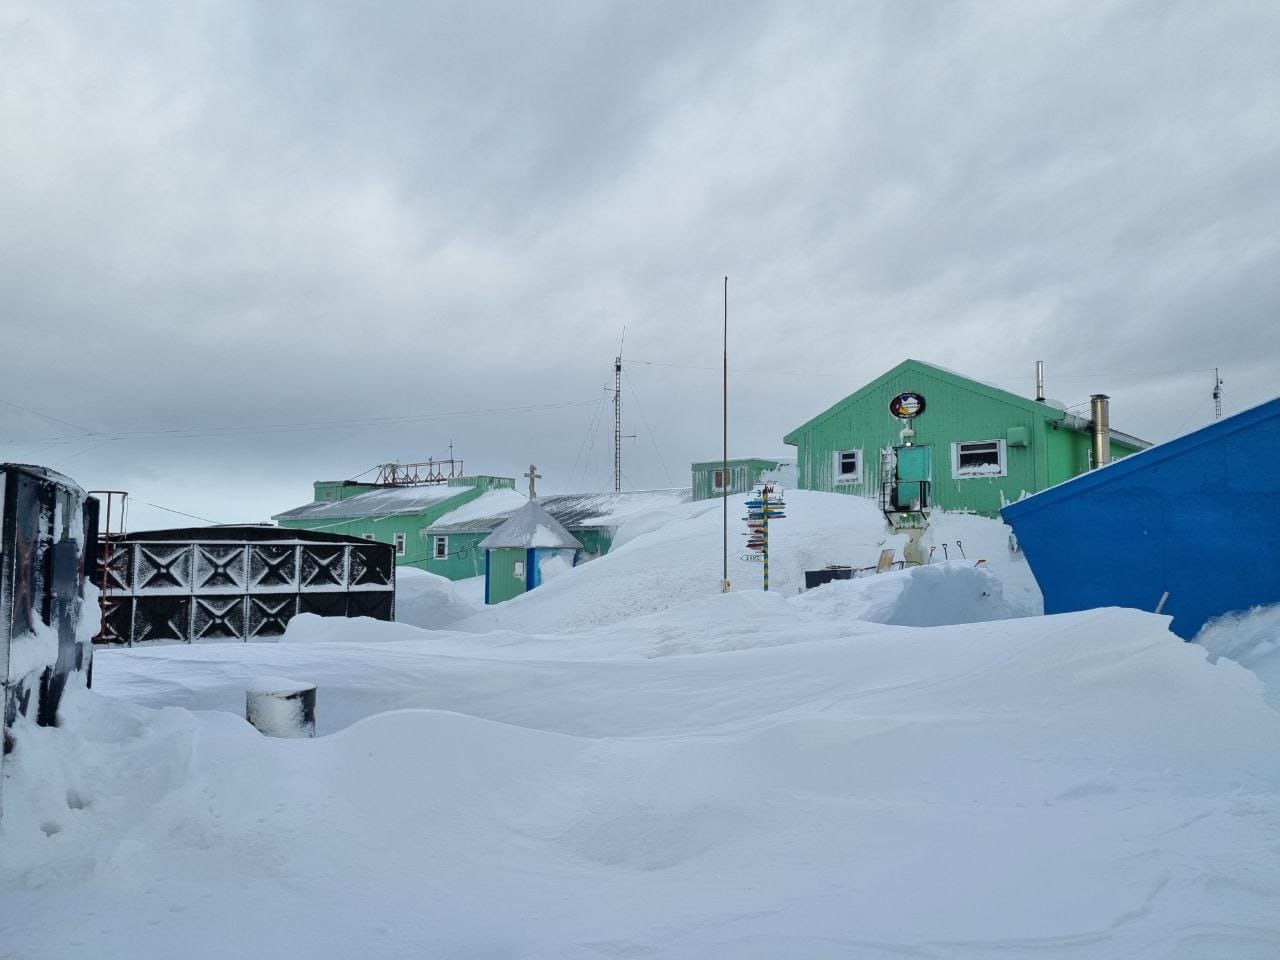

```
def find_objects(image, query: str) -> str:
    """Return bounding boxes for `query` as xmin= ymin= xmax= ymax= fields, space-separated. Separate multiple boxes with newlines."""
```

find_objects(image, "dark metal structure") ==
xmin=97 ymin=526 xmax=395 ymax=645
xmin=2 ymin=464 xmax=98 ymax=760
xmin=373 ymin=458 xmax=463 ymax=486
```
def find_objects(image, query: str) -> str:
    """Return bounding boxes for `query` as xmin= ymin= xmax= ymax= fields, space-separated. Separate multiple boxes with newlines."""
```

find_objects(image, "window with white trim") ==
xmin=833 ymin=449 xmax=862 ymax=484
xmin=434 ymin=536 xmax=448 ymax=560
xmin=712 ymin=468 xmax=731 ymax=491
xmin=951 ymin=439 xmax=1008 ymax=478
xmin=513 ymin=559 xmax=525 ymax=579
xmin=393 ymin=532 xmax=406 ymax=556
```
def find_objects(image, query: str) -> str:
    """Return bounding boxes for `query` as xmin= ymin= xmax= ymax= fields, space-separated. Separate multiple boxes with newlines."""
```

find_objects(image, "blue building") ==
xmin=479 ymin=499 xmax=583 ymax=605
xmin=1001 ymin=398 xmax=1280 ymax=639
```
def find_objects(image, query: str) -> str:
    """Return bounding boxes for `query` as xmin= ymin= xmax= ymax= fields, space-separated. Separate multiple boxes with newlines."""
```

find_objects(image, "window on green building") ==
xmin=834 ymin=449 xmax=862 ymax=484
xmin=952 ymin=440 xmax=1007 ymax=478
xmin=393 ymin=532 xmax=406 ymax=556
xmin=434 ymin=536 xmax=447 ymax=559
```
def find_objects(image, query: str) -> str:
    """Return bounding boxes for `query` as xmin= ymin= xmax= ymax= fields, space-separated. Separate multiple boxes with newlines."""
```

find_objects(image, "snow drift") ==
xmin=6 ymin=491 xmax=1280 ymax=958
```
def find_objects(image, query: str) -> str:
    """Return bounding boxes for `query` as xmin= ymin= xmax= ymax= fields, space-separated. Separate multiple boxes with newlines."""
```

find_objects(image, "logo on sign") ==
xmin=889 ymin=392 xmax=926 ymax=419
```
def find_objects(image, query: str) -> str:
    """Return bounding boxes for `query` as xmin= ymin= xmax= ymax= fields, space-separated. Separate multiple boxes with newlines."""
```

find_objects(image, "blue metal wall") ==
xmin=1001 ymin=398 xmax=1280 ymax=639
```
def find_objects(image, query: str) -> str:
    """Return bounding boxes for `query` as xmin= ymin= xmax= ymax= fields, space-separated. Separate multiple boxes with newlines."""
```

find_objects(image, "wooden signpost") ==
xmin=743 ymin=483 xmax=786 ymax=591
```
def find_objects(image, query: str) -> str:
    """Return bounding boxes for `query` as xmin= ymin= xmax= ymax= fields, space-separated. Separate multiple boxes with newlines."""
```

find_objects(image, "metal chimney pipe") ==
xmin=1090 ymin=394 xmax=1111 ymax=469
xmin=1035 ymin=361 xmax=1045 ymax=402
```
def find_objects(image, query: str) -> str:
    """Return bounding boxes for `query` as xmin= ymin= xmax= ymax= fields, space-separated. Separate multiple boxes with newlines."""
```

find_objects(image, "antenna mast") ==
xmin=722 ymin=277 xmax=729 ymax=593
xmin=1213 ymin=368 xmax=1223 ymax=421
xmin=613 ymin=328 xmax=626 ymax=493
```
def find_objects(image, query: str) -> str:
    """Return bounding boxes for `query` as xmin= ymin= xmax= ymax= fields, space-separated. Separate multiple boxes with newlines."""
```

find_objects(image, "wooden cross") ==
xmin=524 ymin=464 xmax=542 ymax=499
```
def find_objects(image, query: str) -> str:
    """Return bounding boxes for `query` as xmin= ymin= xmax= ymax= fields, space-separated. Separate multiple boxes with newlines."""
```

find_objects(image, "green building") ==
xmin=272 ymin=473 xmax=516 ymax=569
xmin=690 ymin=457 xmax=793 ymax=501
xmin=479 ymin=499 xmax=583 ymax=605
xmin=783 ymin=359 xmax=1149 ymax=516
xmin=420 ymin=488 xmax=691 ymax=581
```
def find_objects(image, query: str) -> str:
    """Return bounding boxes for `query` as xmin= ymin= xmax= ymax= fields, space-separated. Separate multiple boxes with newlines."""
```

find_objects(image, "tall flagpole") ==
xmin=722 ymin=276 xmax=729 ymax=593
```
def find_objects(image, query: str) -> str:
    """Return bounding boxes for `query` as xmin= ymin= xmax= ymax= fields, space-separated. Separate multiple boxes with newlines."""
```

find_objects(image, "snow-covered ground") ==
xmin=3 ymin=492 xmax=1279 ymax=958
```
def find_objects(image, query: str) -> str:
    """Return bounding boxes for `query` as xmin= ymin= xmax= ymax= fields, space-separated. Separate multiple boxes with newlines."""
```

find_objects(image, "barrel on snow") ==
xmin=246 ymin=678 xmax=317 ymax=738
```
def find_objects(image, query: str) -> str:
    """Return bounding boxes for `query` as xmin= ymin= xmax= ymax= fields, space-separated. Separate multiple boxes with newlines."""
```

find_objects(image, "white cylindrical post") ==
xmin=246 ymin=677 xmax=317 ymax=738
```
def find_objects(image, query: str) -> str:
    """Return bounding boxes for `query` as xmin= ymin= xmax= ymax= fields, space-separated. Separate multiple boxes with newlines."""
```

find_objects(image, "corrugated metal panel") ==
xmin=96 ymin=531 xmax=395 ymax=644
xmin=486 ymin=547 xmax=527 ymax=604
xmin=1002 ymin=397 xmax=1280 ymax=638
xmin=691 ymin=459 xmax=789 ymax=501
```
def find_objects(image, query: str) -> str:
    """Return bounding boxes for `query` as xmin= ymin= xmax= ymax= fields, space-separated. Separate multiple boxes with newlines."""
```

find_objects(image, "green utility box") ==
xmin=893 ymin=444 xmax=933 ymax=510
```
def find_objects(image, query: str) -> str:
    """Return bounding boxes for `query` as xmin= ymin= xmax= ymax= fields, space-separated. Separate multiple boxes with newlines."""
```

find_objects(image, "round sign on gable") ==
xmin=889 ymin=392 xmax=926 ymax=419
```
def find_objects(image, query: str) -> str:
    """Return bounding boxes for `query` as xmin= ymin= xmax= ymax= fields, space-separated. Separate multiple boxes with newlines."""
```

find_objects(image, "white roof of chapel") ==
xmin=478 ymin=499 xmax=584 ymax=550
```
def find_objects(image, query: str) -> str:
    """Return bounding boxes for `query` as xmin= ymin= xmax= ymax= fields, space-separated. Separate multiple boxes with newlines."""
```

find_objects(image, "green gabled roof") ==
xmin=782 ymin=358 xmax=1072 ymax=445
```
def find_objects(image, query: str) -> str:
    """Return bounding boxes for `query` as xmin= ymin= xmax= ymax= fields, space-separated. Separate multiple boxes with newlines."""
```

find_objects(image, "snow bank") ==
xmin=793 ymin=561 xmax=1017 ymax=627
xmin=389 ymin=490 xmax=1039 ymax=636
xmin=451 ymin=491 xmax=1040 ymax=635
xmin=1195 ymin=603 xmax=1280 ymax=710
xmin=392 ymin=567 xmax=482 ymax=630
xmin=22 ymin=490 xmax=1274 ymax=957
xmin=16 ymin=607 xmax=1280 ymax=957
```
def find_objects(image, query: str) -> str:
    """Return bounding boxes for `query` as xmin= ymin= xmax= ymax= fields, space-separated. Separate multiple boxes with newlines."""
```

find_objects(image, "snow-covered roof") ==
xmin=478 ymin=500 xmax=584 ymax=550
xmin=428 ymin=488 xmax=531 ymax=528
xmin=430 ymin=488 xmax=692 ymax=534
xmin=272 ymin=483 xmax=466 ymax=522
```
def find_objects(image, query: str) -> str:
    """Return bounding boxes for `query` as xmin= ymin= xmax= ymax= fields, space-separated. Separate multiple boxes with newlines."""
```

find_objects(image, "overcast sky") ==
xmin=2 ymin=0 xmax=1277 ymax=529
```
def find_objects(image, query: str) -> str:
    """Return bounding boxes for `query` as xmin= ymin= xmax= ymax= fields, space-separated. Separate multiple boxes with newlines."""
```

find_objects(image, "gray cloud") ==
xmin=1 ymin=0 xmax=1277 ymax=528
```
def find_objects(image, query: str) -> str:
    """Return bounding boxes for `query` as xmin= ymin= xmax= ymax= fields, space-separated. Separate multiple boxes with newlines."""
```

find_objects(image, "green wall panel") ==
xmin=785 ymin=361 xmax=1146 ymax=517
xmin=486 ymin=547 xmax=527 ymax=604
xmin=691 ymin=458 xmax=788 ymax=501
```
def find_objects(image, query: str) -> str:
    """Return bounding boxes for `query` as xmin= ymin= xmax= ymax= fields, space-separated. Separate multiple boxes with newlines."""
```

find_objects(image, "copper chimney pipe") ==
xmin=1090 ymin=394 xmax=1111 ymax=468
xmin=1035 ymin=361 xmax=1045 ymax=402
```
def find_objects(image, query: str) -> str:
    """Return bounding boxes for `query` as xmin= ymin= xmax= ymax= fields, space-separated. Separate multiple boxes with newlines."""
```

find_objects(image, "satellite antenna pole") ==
xmin=722 ymin=276 xmax=730 ymax=593
xmin=1213 ymin=368 xmax=1223 ymax=421
xmin=613 ymin=328 xmax=626 ymax=493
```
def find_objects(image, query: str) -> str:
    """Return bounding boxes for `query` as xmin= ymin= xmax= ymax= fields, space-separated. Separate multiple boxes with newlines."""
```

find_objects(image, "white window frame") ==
xmin=513 ymin=559 xmax=525 ymax=579
xmin=951 ymin=439 xmax=1008 ymax=479
xmin=434 ymin=535 xmax=448 ymax=560
xmin=393 ymin=532 xmax=406 ymax=556
xmin=712 ymin=468 xmax=732 ymax=492
xmin=833 ymin=449 xmax=862 ymax=484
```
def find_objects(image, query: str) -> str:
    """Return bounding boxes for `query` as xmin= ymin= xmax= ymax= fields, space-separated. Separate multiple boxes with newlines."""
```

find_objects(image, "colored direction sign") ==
xmin=743 ymin=484 xmax=787 ymax=593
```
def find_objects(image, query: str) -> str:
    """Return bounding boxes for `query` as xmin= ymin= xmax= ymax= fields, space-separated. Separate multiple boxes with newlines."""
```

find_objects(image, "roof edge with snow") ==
xmin=478 ymin=499 xmax=584 ymax=550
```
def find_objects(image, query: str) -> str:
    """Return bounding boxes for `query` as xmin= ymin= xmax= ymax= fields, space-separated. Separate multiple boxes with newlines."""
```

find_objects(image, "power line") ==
xmin=627 ymin=358 xmax=848 ymax=379
xmin=569 ymin=386 xmax=611 ymax=489
xmin=130 ymin=498 xmax=223 ymax=526
xmin=627 ymin=357 xmax=1218 ymax=384
xmin=0 ymin=398 xmax=610 ymax=446
xmin=623 ymin=368 xmax=673 ymax=486
xmin=0 ymin=398 xmax=102 ymax=436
